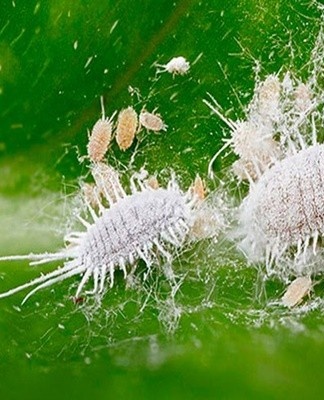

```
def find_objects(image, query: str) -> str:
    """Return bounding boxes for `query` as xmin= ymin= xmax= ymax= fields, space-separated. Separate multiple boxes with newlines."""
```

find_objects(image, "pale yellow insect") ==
xmin=146 ymin=175 xmax=159 ymax=190
xmin=116 ymin=106 xmax=138 ymax=151
xmin=139 ymin=110 xmax=167 ymax=132
xmin=281 ymin=276 xmax=312 ymax=308
xmin=191 ymin=174 xmax=206 ymax=201
xmin=87 ymin=97 xmax=114 ymax=162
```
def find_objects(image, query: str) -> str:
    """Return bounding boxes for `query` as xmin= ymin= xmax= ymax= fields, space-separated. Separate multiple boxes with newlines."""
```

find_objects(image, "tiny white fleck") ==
xmin=73 ymin=40 xmax=78 ymax=50
xmin=110 ymin=20 xmax=119 ymax=34
xmin=84 ymin=56 xmax=93 ymax=69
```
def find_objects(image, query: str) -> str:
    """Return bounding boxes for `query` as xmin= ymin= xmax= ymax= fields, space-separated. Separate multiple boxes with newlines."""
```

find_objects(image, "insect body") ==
xmin=116 ymin=107 xmax=138 ymax=151
xmin=239 ymin=144 xmax=324 ymax=273
xmin=0 ymin=176 xmax=196 ymax=304
xmin=87 ymin=97 xmax=114 ymax=162
xmin=282 ymin=276 xmax=312 ymax=308
xmin=139 ymin=110 xmax=167 ymax=132
xmin=157 ymin=56 xmax=190 ymax=76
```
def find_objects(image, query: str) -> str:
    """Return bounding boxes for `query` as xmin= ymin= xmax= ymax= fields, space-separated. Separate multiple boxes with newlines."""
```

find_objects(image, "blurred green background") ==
xmin=1 ymin=1 xmax=324 ymax=399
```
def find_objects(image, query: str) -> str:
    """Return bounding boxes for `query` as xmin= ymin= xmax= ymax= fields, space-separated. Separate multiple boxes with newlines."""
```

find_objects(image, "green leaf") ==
xmin=1 ymin=1 xmax=324 ymax=399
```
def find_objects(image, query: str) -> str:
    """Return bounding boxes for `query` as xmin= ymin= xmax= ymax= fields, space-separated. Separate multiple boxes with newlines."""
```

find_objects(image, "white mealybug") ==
xmin=116 ymin=106 xmax=138 ymax=151
xmin=204 ymin=94 xmax=281 ymax=181
xmin=87 ymin=97 xmax=114 ymax=162
xmin=139 ymin=110 xmax=167 ymax=132
xmin=281 ymin=276 xmax=312 ymax=308
xmin=239 ymin=144 xmax=324 ymax=275
xmin=205 ymin=49 xmax=324 ymax=282
xmin=0 ymin=173 xmax=199 ymax=304
xmin=156 ymin=56 xmax=190 ymax=76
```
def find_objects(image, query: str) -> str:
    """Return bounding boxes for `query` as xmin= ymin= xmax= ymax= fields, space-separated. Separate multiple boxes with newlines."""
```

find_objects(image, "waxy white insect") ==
xmin=116 ymin=106 xmax=138 ymax=151
xmin=204 ymin=94 xmax=281 ymax=181
xmin=239 ymin=144 xmax=324 ymax=272
xmin=206 ymin=53 xmax=324 ymax=278
xmin=282 ymin=276 xmax=312 ymax=308
xmin=0 ymin=172 xmax=200 ymax=304
xmin=139 ymin=110 xmax=167 ymax=132
xmin=157 ymin=56 xmax=190 ymax=76
xmin=87 ymin=97 xmax=114 ymax=162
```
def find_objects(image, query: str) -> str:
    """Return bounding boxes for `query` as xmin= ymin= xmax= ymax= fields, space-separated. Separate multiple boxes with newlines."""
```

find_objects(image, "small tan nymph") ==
xmin=116 ymin=106 xmax=138 ymax=151
xmin=87 ymin=97 xmax=114 ymax=162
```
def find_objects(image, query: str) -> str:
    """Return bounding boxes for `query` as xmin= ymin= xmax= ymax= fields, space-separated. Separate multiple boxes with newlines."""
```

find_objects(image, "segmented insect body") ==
xmin=87 ymin=97 xmax=114 ymax=162
xmin=0 ymin=177 xmax=196 ymax=304
xmin=139 ymin=110 xmax=167 ymax=132
xmin=116 ymin=107 xmax=138 ymax=151
xmin=239 ymin=144 xmax=324 ymax=274
xmin=282 ymin=276 xmax=312 ymax=308
xmin=91 ymin=162 xmax=124 ymax=205
xmin=204 ymin=95 xmax=281 ymax=180
xmin=157 ymin=56 xmax=190 ymax=76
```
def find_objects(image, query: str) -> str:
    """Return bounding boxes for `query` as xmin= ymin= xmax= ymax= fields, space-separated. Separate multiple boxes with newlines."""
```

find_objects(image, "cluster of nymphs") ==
xmin=0 ymin=57 xmax=226 ymax=305
xmin=1 ymin=51 xmax=322 ymax=310
xmin=88 ymin=96 xmax=167 ymax=160
xmin=206 ymin=68 xmax=324 ymax=307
